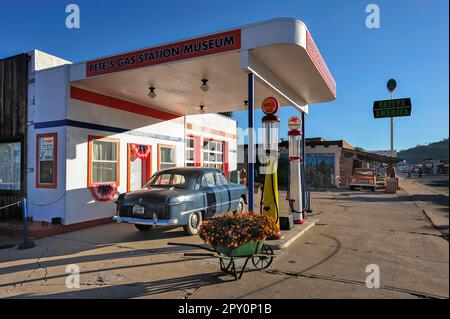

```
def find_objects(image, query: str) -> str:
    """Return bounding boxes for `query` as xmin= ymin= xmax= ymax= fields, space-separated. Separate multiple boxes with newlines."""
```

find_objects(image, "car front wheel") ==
xmin=237 ymin=197 xmax=246 ymax=213
xmin=184 ymin=211 xmax=202 ymax=236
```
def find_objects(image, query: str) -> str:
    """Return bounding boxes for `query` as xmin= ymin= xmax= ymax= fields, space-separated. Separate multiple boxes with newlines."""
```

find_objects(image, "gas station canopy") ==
xmin=69 ymin=18 xmax=336 ymax=117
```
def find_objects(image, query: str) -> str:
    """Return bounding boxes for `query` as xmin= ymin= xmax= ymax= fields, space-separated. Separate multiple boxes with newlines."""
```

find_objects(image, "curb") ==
xmin=266 ymin=219 xmax=317 ymax=250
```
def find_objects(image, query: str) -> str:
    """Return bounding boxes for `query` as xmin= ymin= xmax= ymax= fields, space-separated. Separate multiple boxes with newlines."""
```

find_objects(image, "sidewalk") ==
xmin=398 ymin=177 xmax=449 ymax=236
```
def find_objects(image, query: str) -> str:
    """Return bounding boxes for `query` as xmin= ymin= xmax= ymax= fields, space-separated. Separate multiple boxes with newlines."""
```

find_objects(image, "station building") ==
xmin=0 ymin=50 xmax=237 ymax=226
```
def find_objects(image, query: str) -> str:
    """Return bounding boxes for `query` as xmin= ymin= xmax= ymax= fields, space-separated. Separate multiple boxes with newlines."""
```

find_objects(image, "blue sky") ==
xmin=1 ymin=0 xmax=448 ymax=151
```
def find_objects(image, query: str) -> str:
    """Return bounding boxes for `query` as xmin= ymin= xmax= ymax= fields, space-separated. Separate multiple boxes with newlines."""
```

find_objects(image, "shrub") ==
xmin=198 ymin=212 xmax=280 ymax=248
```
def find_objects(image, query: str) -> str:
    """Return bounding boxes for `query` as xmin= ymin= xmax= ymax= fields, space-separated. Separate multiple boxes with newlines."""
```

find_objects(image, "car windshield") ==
xmin=146 ymin=173 xmax=187 ymax=187
xmin=353 ymin=169 xmax=374 ymax=176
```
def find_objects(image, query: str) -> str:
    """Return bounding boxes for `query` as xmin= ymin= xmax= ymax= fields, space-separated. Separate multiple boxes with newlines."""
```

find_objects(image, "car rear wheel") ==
xmin=135 ymin=224 xmax=153 ymax=231
xmin=184 ymin=211 xmax=202 ymax=236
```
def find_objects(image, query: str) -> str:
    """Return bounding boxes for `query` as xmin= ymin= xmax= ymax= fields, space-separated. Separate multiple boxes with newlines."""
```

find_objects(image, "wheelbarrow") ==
xmin=168 ymin=238 xmax=275 ymax=280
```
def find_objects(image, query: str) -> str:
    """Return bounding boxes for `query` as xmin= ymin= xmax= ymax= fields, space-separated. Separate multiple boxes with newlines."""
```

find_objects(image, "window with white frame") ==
xmin=89 ymin=137 xmax=119 ymax=185
xmin=185 ymin=136 xmax=195 ymax=167
xmin=203 ymin=140 xmax=223 ymax=171
xmin=159 ymin=145 xmax=176 ymax=170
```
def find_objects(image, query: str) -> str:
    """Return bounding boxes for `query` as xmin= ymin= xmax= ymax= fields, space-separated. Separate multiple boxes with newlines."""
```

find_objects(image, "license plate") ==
xmin=132 ymin=205 xmax=145 ymax=214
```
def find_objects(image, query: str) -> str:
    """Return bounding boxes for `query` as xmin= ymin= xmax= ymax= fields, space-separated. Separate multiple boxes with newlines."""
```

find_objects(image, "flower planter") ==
xmin=212 ymin=238 xmax=266 ymax=257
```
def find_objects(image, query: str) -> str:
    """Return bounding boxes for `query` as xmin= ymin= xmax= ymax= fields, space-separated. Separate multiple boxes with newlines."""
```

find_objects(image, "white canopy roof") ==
xmin=69 ymin=18 xmax=336 ymax=117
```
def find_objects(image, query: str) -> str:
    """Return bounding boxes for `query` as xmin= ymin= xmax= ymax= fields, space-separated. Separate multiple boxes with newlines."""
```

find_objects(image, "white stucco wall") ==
xmin=27 ymin=60 xmax=69 ymax=223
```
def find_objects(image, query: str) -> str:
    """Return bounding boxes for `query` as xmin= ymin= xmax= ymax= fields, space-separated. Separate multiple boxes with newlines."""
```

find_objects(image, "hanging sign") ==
xmin=261 ymin=97 xmax=279 ymax=115
xmin=288 ymin=116 xmax=302 ymax=130
xmin=86 ymin=29 xmax=241 ymax=77
xmin=373 ymin=98 xmax=412 ymax=118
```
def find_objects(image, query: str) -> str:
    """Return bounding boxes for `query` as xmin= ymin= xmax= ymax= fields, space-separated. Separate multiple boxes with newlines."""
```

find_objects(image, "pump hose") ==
xmin=271 ymin=168 xmax=280 ymax=224
xmin=286 ymin=161 xmax=302 ymax=215
xmin=260 ymin=177 xmax=264 ymax=214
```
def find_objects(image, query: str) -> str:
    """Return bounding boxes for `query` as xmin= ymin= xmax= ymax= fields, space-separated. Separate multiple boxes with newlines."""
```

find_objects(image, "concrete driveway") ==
xmin=0 ymin=187 xmax=448 ymax=299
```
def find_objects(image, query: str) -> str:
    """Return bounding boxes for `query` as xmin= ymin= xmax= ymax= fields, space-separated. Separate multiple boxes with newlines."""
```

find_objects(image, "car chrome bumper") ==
xmin=350 ymin=184 xmax=374 ymax=187
xmin=113 ymin=216 xmax=178 ymax=226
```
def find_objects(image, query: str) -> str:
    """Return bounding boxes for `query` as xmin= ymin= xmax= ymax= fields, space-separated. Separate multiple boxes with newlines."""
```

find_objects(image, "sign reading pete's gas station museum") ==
xmin=86 ymin=29 xmax=241 ymax=77
xmin=373 ymin=98 xmax=412 ymax=119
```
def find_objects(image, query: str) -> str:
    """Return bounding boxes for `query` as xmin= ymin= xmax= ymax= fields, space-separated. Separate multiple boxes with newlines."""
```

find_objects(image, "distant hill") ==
xmin=398 ymin=138 xmax=449 ymax=163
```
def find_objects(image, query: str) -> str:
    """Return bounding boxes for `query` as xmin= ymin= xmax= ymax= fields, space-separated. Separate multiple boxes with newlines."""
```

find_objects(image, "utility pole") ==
xmin=390 ymin=92 xmax=394 ymax=155
xmin=387 ymin=79 xmax=396 ymax=157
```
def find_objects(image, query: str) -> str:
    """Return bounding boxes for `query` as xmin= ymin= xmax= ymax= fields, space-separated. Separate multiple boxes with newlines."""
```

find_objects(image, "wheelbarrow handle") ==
xmin=167 ymin=242 xmax=216 ymax=252
xmin=184 ymin=252 xmax=216 ymax=257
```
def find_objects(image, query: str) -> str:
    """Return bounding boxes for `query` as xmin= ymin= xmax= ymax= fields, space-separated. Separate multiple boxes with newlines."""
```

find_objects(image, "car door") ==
xmin=215 ymin=172 xmax=231 ymax=213
xmin=200 ymin=172 xmax=222 ymax=219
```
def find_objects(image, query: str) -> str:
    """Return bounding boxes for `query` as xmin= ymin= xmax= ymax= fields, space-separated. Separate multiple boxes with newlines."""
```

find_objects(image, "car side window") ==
xmin=215 ymin=173 xmax=228 ymax=186
xmin=201 ymin=173 xmax=216 ymax=188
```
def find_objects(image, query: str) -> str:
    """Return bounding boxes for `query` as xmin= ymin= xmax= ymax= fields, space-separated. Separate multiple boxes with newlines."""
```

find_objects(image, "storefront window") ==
xmin=159 ymin=145 xmax=176 ymax=170
xmin=305 ymin=153 xmax=335 ymax=187
xmin=203 ymin=140 xmax=223 ymax=171
xmin=89 ymin=136 xmax=119 ymax=185
xmin=0 ymin=141 xmax=21 ymax=191
xmin=36 ymin=133 xmax=57 ymax=188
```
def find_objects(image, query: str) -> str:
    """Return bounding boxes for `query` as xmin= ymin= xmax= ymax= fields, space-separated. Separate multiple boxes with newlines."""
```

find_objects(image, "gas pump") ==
xmin=287 ymin=116 xmax=304 ymax=224
xmin=260 ymin=97 xmax=280 ymax=230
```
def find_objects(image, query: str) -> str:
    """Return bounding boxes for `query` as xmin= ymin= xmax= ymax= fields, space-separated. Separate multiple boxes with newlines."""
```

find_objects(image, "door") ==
xmin=200 ymin=172 xmax=222 ymax=218
xmin=127 ymin=144 xmax=152 ymax=192
xmin=215 ymin=172 xmax=231 ymax=213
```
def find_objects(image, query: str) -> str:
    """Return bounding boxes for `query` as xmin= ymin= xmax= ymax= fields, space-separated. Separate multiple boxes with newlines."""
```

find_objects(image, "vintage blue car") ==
xmin=113 ymin=167 xmax=248 ymax=235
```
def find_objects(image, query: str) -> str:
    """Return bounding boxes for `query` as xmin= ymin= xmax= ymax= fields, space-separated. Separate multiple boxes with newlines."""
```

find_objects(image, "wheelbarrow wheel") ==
xmin=252 ymin=244 xmax=273 ymax=270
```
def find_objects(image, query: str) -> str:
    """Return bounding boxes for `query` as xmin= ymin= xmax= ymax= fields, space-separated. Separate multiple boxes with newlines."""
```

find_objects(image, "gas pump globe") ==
xmin=287 ymin=116 xmax=304 ymax=224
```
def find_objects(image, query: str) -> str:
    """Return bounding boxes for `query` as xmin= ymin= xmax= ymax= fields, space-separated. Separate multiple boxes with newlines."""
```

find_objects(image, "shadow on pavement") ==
xmin=0 ymin=225 xmax=198 ymax=263
xmin=7 ymin=272 xmax=227 ymax=299
xmin=0 ymin=243 xmax=211 ymax=280
xmin=333 ymin=193 xmax=449 ymax=208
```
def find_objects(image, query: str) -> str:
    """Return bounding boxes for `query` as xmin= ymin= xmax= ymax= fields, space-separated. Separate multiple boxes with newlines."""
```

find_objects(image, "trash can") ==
xmin=385 ymin=178 xmax=398 ymax=194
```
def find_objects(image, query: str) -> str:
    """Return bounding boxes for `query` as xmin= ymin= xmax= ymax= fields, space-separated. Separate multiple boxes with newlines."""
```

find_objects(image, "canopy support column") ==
xmin=247 ymin=72 xmax=255 ymax=212
xmin=301 ymin=112 xmax=306 ymax=210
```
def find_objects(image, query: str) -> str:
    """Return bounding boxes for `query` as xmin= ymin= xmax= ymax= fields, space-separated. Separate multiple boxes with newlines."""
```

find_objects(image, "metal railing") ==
xmin=0 ymin=198 xmax=35 ymax=250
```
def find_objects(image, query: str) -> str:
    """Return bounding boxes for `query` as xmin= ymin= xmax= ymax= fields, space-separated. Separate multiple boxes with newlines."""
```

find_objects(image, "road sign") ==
xmin=373 ymin=98 xmax=412 ymax=119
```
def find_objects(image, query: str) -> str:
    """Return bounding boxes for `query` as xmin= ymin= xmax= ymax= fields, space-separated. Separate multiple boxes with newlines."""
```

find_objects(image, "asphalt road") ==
xmin=398 ymin=174 xmax=449 ymax=235
xmin=400 ymin=173 xmax=449 ymax=196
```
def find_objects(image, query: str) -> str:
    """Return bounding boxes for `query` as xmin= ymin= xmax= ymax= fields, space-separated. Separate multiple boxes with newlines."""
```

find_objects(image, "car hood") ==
xmin=121 ymin=187 xmax=185 ymax=205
